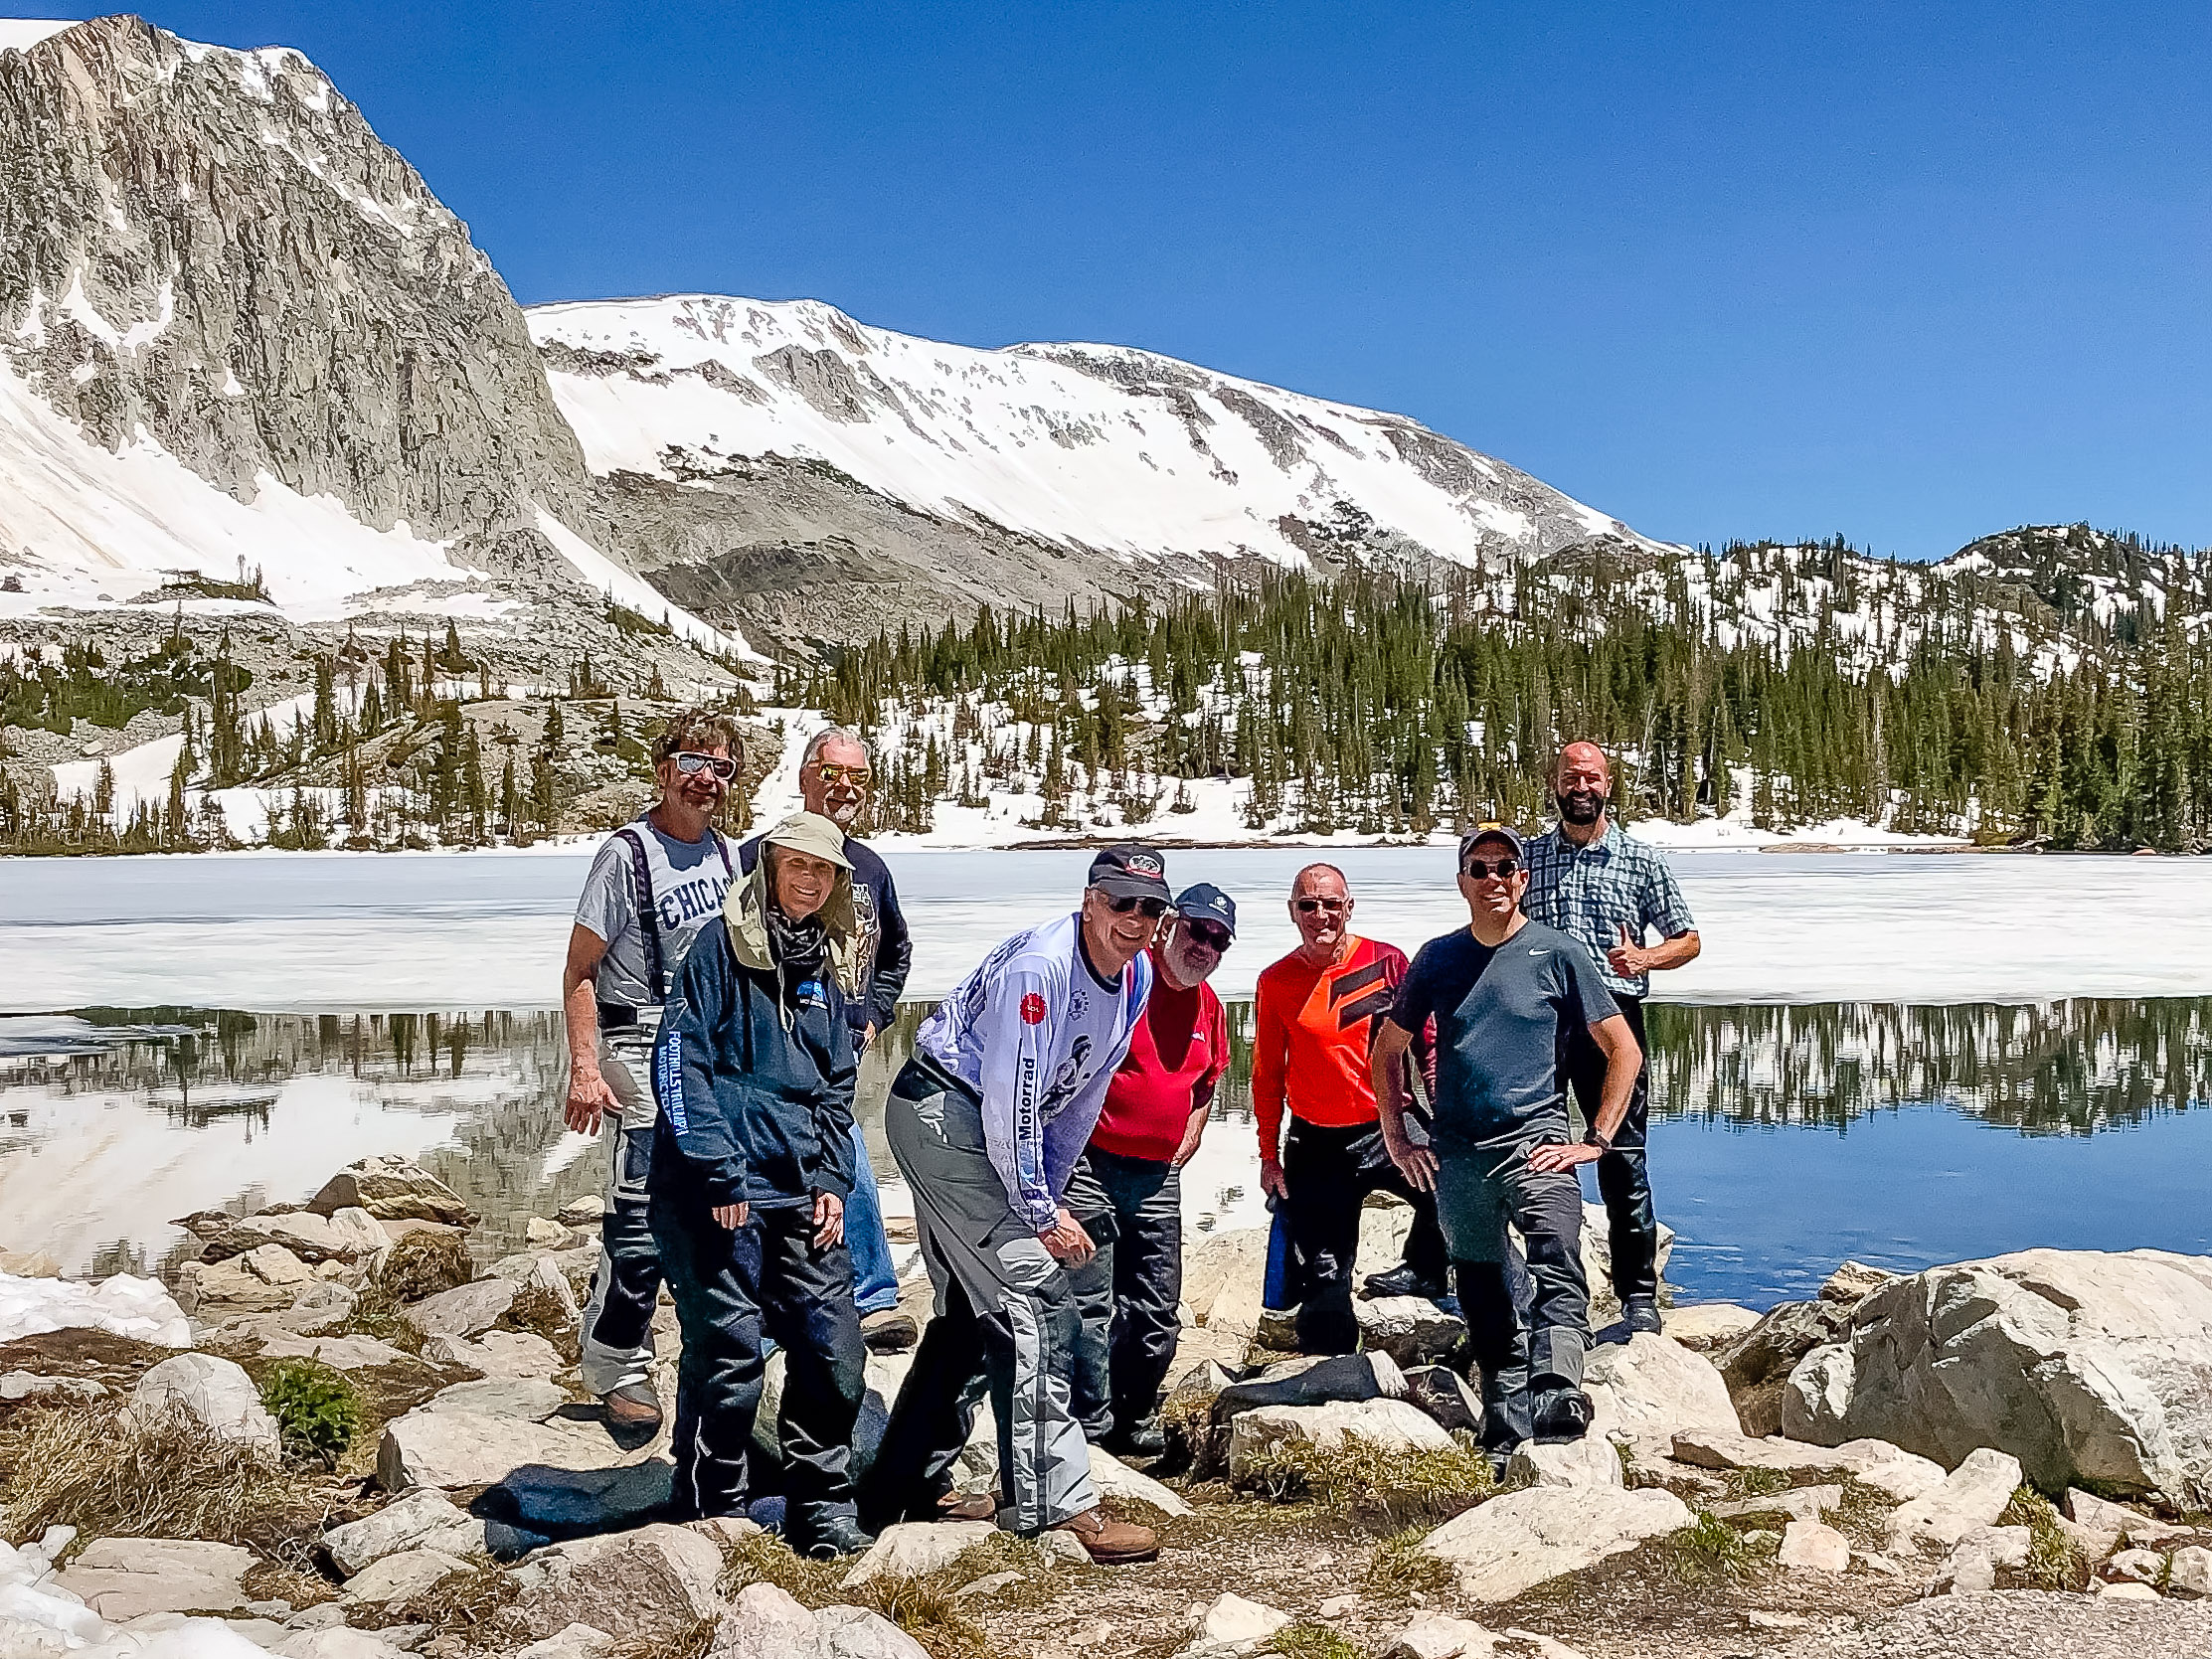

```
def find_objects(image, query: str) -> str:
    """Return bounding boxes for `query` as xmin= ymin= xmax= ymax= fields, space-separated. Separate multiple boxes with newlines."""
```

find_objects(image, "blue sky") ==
xmin=20 ymin=2 xmax=2212 ymax=557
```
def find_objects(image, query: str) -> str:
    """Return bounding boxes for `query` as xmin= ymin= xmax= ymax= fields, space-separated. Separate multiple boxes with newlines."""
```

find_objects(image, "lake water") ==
xmin=2 ymin=848 xmax=2208 ymax=1309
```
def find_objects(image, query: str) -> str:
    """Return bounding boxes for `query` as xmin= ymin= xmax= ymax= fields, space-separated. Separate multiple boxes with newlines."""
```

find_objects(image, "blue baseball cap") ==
xmin=1458 ymin=823 xmax=1525 ymax=861
xmin=1174 ymin=882 xmax=1237 ymax=938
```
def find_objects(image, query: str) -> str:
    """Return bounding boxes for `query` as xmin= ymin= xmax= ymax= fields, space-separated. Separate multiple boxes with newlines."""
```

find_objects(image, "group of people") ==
xmin=560 ymin=713 xmax=1700 ymax=1563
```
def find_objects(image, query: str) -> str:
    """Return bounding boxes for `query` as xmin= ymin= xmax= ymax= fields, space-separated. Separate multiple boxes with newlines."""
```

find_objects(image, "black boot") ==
xmin=791 ymin=1512 xmax=876 ymax=1560
xmin=1620 ymin=1294 xmax=1663 ymax=1335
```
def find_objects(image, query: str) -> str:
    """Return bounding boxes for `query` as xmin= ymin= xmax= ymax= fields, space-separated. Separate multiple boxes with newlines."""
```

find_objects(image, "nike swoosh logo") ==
xmin=1529 ymin=947 xmax=1551 ymax=954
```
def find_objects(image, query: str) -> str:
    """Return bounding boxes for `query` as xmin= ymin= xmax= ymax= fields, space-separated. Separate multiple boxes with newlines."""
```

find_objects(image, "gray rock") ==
xmin=276 ymin=1281 xmax=361 ymax=1335
xmin=1887 ymin=1447 xmax=2025 ymax=1555
xmin=1380 ymin=1612 xmax=1509 ymax=1658
xmin=310 ymin=1158 xmax=475 ymax=1227
xmin=56 ymin=1538 xmax=255 ymax=1620
xmin=1668 ymin=1427 xmax=1946 ymax=1502
xmin=710 ymin=1580 xmax=930 ymax=1659
xmin=255 ymin=1332 xmax=412 ymax=1371
xmin=1820 ymin=1259 xmax=1900 ymax=1304
xmin=516 ymin=1626 xmax=617 ymax=1659
xmin=1661 ymin=1303 xmax=1762 ymax=1351
xmin=1418 ymin=1486 xmax=1692 ymax=1601
xmin=399 ymin=1278 xmax=515 ymax=1342
xmin=340 ymin=1547 xmax=471 ymax=1605
xmin=1091 ymin=1442 xmax=1194 ymax=1517
xmin=2110 ymin=1547 xmax=2167 ymax=1585
xmin=269 ymin=1629 xmax=418 ymax=1659
xmin=1355 ymin=1295 xmax=1466 ymax=1366
xmin=130 ymin=1352 xmax=280 ymax=1454
xmin=0 ymin=1371 xmax=106 ymax=1402
xmin=424 ymin=1377 xmax=567 ymax=1421
xmin=323 ymin=1488 xmax=466 ymax=1576
xmin=1183 ymin=1229 xmax=1270 ymax=1342
xmin=1177 ymin=1591 xmax=1292 ymax=1656
xmin=204 ymin=1208 xmax=386 ymax=1265
xmin=554 ymin=1197 xmax=605 ymax=1228
xmin=1211 ymin=1351 xmax=1407 ymax=1421
xmin=839 ymin=1520 xmax=997 ymax=1588
xmin=421 ymin=1329 xmax=562 ymax=1378
xmin=1506 ymin=1436 xmax=1624 ymax=1490
xmin=1715 ymin=1297 xmax=1850 ymax=1435
xmin=177 ymin=1254 xmax=300 ymax=1315
xmin=1228 ymin=1398 xmax=1453 ymax=1483
xmin=1582 ymin=1332 xmax=1740 ymax=1456
xmin=1776 ymin=1249 xmax=2212 ymax=1504
xmin=378 ymin=1406 xmax=660 ymax=1492
xmin=2067 ymin=1488 xmax=2187 ymax=1544
xmin=1710 ymin=1482 xmax=1842 ymax=1524
xmin=2168 ymin=1545 xmax=2212 ymax=1596
xmin=510 ymin=1523 xmax=723 ymax=1645
xmin=1778 ymin=1518 xmax=1852 ymax=1574
xmin=1933 ymin=1525 xmax=2031 ymax=1594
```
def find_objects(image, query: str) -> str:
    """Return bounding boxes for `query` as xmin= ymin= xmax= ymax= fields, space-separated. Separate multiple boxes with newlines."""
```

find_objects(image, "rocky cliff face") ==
xmin=0 ymin=15 xmax=589 ymax=541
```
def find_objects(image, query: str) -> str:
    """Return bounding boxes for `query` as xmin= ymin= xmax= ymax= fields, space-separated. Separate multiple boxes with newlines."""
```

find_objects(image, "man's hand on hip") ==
xmin=1526 ymin=1140 xmax=1601 ymax=1175
xmin=564 ymin=1066 xmax=617 ymax=1136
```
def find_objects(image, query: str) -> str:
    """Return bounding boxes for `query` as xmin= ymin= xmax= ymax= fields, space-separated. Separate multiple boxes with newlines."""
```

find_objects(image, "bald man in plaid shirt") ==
xmin=1521 ymin=742 xmax=1700 ymax=1334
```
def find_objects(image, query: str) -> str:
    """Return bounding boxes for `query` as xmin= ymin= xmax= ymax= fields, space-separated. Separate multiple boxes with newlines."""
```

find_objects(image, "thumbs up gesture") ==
xmin=1607 ymin=920 xmax=1644 ymax=978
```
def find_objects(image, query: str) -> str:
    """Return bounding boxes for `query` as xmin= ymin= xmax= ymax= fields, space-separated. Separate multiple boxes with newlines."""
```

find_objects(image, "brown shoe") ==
xmin=861 ymin=1308 xmax=921 ymax=1353
xmin=1053 ymin=1505 xmax=1157 ymax=1565
xmin=602 ymin=1381 xmax=663 ymax=1432
xmin=936 ymin=1489 xmax=998 ymax=1522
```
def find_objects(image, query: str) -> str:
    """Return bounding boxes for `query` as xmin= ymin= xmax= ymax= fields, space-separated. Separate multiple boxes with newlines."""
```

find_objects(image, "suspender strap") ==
xmin=614 ymin=826 xmax=666 ymax=1002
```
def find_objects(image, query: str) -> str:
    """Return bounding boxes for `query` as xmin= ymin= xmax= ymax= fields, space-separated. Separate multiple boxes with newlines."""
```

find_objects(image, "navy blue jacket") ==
xmin=649 ymin=920 xmax=859 ymax=1211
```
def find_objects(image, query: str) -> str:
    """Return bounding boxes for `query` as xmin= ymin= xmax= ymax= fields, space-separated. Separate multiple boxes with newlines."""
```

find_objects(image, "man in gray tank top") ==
xmin=563 ymin=708 xmax=741 ymax=1433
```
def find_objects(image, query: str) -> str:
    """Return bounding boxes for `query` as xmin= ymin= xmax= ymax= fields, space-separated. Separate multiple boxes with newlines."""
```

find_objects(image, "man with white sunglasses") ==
xmin=562 ymin=709 xmax=743 ymax=1436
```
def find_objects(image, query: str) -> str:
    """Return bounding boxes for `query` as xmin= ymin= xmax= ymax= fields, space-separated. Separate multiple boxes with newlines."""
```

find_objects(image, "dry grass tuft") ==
xmin=0 ymin=1402 xmax=323 ymax=1551
xmin=381 ymin=1560 xmax=522 ymax=1637
xmin=505 ymin=1283 xmax=582 ymax=1361
xmin=1263 ymin=1623 xmax=1368 ymax=1659
xmin=1235 ymin=1437 xmax=1494 ymax=1529
xmin=1724 ymin=1464 xmax=1793 ymax=1499
xmin=1365 ymin=1523 xmax=1455 ymax=1600
xmin=376 ymin=1230 xmax=475 ymax=1304
xmin=1664 ymin=1511 xmax=1759 ymax=1582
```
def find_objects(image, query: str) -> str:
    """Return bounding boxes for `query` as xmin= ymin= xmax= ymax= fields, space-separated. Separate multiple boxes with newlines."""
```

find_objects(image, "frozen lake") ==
xmin=3 ymin=844 xmax=2209 ymax=1309
xmin=2 ymin=844 xmax=2210 ymax=1011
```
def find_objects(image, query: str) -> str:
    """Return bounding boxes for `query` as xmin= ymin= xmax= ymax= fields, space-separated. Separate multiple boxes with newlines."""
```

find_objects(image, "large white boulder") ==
xmin=0 ymin=1271 xmax=190 ymax=1348
xmin=1505 ymin=1435 xmax=1623 ymax=1490
xmin=1582 ymin=1332 xmax=1739 ymax=1456
xmin=840 ymin=1521 xmax=997 ymax=1588
xmin=377 ymin=1406 xmax=660 ymax=1492
xmin=1779 ymin=1248 xmax=2212 ymax=1503
xmin=710 ymin=1580 xmax=928 ymax=1659
xmin=399 ymin=1278 xmax=515 ymax=1343
xmin=1418 ymin=1485 xmax=1691 ymax=1600
xmin=1668 ymin=1427 xmax=1945 ymax=1502
xmin=130 ymin=1353 xmax=280 ymax=1454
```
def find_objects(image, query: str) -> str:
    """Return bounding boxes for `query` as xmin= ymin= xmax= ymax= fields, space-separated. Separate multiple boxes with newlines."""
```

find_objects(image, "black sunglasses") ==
xmin=1292 ymin=898 xmax=1347 ymax=913
xmin=672 ymin=751 xmax=738 ymax=782
xmin=1461 ymin=857 xmax=1520 ymax=880
xmin=1106 ymin=895 xmax=1170 ymax=918
xmin=1183 ymin=919 xmax=1234 ymax=951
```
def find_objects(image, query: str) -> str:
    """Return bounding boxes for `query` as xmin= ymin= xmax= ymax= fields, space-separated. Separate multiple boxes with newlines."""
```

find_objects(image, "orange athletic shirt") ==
xmin=1252 ymin=936 xmax=1417 ymax=1159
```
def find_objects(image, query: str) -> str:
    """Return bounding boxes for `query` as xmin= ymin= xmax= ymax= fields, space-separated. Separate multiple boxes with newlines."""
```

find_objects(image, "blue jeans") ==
xmin=846 ymin=1125 xmax=900 ymax=1317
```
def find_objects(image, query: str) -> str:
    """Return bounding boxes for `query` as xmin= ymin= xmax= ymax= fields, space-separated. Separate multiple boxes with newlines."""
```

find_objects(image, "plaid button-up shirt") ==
xmin=1521 ymin=821 xmax=1697 ymax=1000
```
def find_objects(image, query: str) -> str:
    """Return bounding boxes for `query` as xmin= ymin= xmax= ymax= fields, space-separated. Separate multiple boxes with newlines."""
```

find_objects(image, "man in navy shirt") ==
xmin=1371 ymin=825 xmax=1642 ymax=1457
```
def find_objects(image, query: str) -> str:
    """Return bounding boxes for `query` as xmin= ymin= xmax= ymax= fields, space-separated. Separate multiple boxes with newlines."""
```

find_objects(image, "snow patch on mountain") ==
xmin=529 ymin=293 xmax=1662 ymax=571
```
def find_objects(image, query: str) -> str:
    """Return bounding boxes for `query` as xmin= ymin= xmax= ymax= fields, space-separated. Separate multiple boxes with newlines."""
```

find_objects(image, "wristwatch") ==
xmin=1585 ymin=1128 xmax=1614 ymax=1153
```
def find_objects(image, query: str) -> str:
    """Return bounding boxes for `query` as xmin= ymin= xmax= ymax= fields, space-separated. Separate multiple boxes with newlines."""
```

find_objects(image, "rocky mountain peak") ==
xmin=0 ymin=13 xmax=589 ymax=541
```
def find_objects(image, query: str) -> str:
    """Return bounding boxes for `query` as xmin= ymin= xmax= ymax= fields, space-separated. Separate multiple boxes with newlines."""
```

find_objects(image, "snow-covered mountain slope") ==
xmin=530 ymin=294 xmax=1662 ymax=573
xmin=0 ymin=16 xmax=745 ymax=660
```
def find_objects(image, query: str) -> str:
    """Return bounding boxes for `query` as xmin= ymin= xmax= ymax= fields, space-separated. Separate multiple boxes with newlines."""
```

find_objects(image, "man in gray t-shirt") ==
xmin=1371 ymin=825 xmax=1642 ymax=1460
xmin=563 ymin=710 xmax=740 ymax=1433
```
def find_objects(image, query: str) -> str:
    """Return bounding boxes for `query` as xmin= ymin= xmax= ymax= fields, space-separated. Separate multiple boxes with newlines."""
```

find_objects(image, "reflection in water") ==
xmin=2 ymin=998 xmax=2207 ymax=1286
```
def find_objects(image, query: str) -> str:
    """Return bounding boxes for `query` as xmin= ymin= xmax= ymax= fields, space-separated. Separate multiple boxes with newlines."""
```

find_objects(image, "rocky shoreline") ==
xmin=4 ymin=1155 xmax=2212 ymax=1659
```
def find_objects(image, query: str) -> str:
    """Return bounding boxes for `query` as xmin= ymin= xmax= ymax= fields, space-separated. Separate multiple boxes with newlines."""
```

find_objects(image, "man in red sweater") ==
xmin=1256 ymin=863 xmax=1448 ymax=1354
xmin=1066 ymin=883 xmax=1237 ymax=1458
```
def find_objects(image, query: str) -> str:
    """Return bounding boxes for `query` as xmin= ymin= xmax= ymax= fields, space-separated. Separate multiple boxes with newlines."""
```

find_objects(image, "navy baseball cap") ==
xmin=1458 ymin=822 xmax=1525 ymax=861
xmin=1089 ymin=843 xmax=1170 ymax=902
xmin=1174 ymin=882 xmax=1238 ymax=938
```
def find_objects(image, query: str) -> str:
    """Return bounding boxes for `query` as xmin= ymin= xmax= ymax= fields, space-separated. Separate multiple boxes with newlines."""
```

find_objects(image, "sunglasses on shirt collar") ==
xmin=671 ymin=751 xmax=738 ymax=782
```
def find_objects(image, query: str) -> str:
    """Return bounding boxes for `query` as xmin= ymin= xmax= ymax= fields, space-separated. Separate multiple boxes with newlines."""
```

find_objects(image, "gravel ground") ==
xmin=1773 ymin=1590 xmax=2212 ymax=1659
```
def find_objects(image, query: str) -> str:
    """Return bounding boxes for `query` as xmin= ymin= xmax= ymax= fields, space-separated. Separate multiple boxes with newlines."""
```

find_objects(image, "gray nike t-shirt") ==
xmin=1388 ymin=918 xmax=1620 ymax=1152
xmin=574 ymin=815 xmax=734 ymax=1013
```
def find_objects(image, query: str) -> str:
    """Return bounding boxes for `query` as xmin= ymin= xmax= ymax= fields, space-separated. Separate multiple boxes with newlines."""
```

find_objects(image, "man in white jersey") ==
xmin=562 ymin=709 xmax=740 ymax=1435
xmin=858 ymin=845 xmax=1166 ymax=1564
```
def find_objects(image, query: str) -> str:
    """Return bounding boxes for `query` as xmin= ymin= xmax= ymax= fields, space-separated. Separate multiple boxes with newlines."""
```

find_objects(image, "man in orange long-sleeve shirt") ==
xmin=1255 ymin=863 xmax=1449 ymax=1354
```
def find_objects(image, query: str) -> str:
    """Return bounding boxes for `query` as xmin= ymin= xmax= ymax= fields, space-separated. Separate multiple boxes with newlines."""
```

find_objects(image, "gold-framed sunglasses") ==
xmin=812 ymin=763 xmax=872 ymax=788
